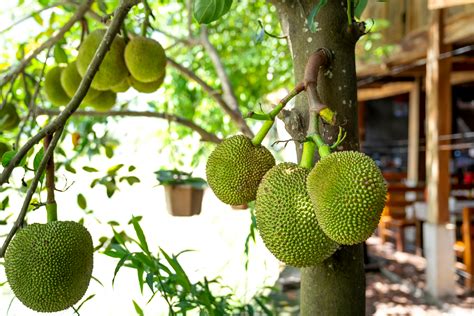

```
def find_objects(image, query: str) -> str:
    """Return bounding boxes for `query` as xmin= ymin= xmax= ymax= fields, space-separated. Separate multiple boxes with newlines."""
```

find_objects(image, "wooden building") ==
xmin=357 ymin=0 xmax=474 ymax=299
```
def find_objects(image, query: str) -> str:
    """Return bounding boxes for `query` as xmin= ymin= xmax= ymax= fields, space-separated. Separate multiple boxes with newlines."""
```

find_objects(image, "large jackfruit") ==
xmin=44 ymin=66 xmax=70 ymax=106
xmin=0 ymin=103 xmax=20 ymax=131
xmin=60 ymin=61 xmax=101 ymax=102
xmin=306 ymin=151 xmax=387 ymax=245
xmin=256 ymin=163 xmax=339 ymax=267
xmin=206 ymin=135 xmax=275 ymax=205
xmin=111 ymin=77 xmax=131 ymax=93
xmin=130 ymin=72 xmax=165 ymax=94
xmin=76 ymin=29 xmax=128 ymax=91
xmin=124 ymin=36 xmax=166 ymax=83
xmin=4 ymin=221 xmax=94 ymax=312
xmin=87 ymin=90 xmax=116 ymax=111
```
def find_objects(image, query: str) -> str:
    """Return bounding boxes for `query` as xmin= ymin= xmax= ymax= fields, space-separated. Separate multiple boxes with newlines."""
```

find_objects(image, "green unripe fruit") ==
xmin=124 ymin=36 xmax=166 ymax=83
xmin=111 ymin=77 xmax=131 ymax=93
xmin=0 ymin=142 xmax=11 ymax=158
xmin=88 ymin=90 xmax=116 ymax=111
xmin=76 ymin=29 xmax=128 ymax=91
xmin=44 ymin=66 xmax=70 ymax=106
xmin=4 ymin=221 xmax=94 ymax=312
xmin=0 ymin=103 xmax=20 ymax=131
xmin=206 ymin=135 xmax=275 ymax=205
xmin=256 ymin=163 xmax=339 ymax=267
xmin=130 ymin=72 xmax=165 ymax=94
xmin=306 ymin=151 xmax=387 ymax=245
xmin=60 ymin=61 xmax=101 ymax=102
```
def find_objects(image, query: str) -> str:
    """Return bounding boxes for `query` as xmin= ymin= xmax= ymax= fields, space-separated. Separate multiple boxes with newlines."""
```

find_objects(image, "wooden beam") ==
xmin=426 ymin=9 xmax=452 ymax=225
xmin=451 ymin=71 xmax=474 ymax=85
xmin=407 ymin=78 xmax=421 ymax=184
xmin=358 ymin=82 xmax=414 ymax=101
xmin=429 ymin=0 xmax=474 ymax=9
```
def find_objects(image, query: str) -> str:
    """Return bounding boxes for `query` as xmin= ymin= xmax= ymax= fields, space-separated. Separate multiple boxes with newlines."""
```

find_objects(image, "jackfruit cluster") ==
xmin=255 ymin=163 xmax=339 ymax=267
xmin=124 ymin=36 xmax=166 ymax=83
xmin=306 ymin=151 xmax=387 ymax=245
xmin=4 ymin=221 xmax=94 ymax=312
xmin=44 ymin=66 xmax=70 ymax=106
xmin=0 ymin=103 xmax=20 ymax=131
xmin=206 ymin=135 xmax=275 ymax=205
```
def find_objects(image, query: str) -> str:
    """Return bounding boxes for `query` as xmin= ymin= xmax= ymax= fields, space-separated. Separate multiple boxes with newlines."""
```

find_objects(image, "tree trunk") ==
xmin=270 ymin=1 xmax=365 ymax=315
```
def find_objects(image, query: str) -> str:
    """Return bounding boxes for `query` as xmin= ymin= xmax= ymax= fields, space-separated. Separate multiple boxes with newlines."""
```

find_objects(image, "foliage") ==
xmin=154 ymin=169 xmax=207 ymax=188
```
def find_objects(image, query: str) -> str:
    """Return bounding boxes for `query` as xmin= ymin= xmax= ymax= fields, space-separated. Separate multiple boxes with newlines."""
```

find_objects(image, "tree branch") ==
xmin=167 ymin=57 xmax=254 ymax=137
xmin=36 ymin=108 xmax=222 ymax=144
xmin=0 ymin=0 xmax=140 ymax=186
xmin=0 ymin=0 xmax=94 ymax=88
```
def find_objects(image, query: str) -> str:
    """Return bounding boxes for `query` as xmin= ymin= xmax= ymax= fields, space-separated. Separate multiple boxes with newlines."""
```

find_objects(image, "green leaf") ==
xmin=307 ymin=0 xmax=328 ymax=32
xmin=53 ymin=44 xmax=68 ymax=64
xmin=2 ymin=150 xmax=17 ymax=167
xmin=193 ymin=0 xmax=232 ymax=24
xmin=32 ymin=12 xmax=44 ymax=26
xmin=106 ymin=181 xmax=117 ymax=198
xmin=65 ymin=163 xmax=76 ymax=174
xmin=120 ymin=176 xmax=140 ymax=186
xmin=1 ymin=196 xmax=9 ymax=210
xmin=130 ymin=216 xmax=149 ymax=254
xmin=33 ymin=148 xmax=44 ymax=171
xmin=105 ymin=145 xmax=114 ymax=158
xmin=107 ymin=164 xmax=124 ymax=176
xmin=132 ymin=300 xmax=144 ymax=316
xmin=108 ymin=220 xmax=120 ymax=226
xmin=77 ymin=193 xmax=87 ymax=210
xmin=160 ymin=248 xmax=192 ymax=293
xmin=128 ymin=165 xmax=136 ymax=172
xmin=355 ymin=0 xmax=368 ymax=18
xmin=112 ymin=254 xmax=132 ymax=286
xmin=254 ymin=297 xmax=272 ymax=316
xmin=83 ymin=166 xmax=99 ymax=172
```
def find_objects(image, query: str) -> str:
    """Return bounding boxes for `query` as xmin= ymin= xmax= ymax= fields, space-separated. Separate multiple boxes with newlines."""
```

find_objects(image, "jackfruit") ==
xmin=130 ymin=72 xmax=165 ymax=94
xmin=0 ymin=142 xmax=10 ymax=158
xmin=60 ymin=61 xmax=101 ymax=102
xmin=4 ymin=221 xmax=93 ymax=312
xmin=206 ymin=135 xmax=275 ymax=205
xmin=306 ymin=151 xmax=387 ymax=245
xmin=124 ymin=36 xmax=166 ymax=83
xmin=76 ymin=29 xmax=128 ymax=91
xmin=255 ymin=163 xmax=339 ymax=267
xmin=0 ymin=103 xmax=20 ymax=131
xmin=44 ymin=66 xmax=70 ymax=106
xmin=87 ymin=90 xmax=116 ymax=111
xmin=111 ymin=77 xmax=130 ymax=93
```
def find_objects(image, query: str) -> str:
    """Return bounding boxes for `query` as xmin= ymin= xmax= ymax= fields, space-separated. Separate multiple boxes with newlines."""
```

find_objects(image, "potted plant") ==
xmin=155 ymin=169 xmax=207 ymax=217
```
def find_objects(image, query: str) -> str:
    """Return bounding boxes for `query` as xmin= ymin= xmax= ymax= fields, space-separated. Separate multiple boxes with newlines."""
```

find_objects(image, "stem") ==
xmin=141 ymin=0 xmax=150 ymax=37
xmin=299 ymin=140 xmax=316 ymax=169
xmin=44 ymin=134 xmax=57 ymax=222
xmin=251 ymin=120 xmax=273 ymax=146
xmin=309 ymin=116 xmax=331 ymax=158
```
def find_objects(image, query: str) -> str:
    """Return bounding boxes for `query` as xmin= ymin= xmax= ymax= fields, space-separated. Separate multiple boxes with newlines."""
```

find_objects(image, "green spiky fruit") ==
xmin=130 ymin=72 xmax=165 ymax=93
xmin=306 ymin=151 xmax=387 ymax=245
xmin=124 ymin=36 xmax=166 ymax=83
xmin=44 ymin=66 xmax=70 ymax=106
xmin=0 ymin=103 xmax=20 ymax=131
xmin=206 ymin=135 xmax=275 ymax=205
xmin=256 ymin=163 xmax=339 ymax=267
xmin=76 ymin=29 xmax=128 ymax=91
xmin=88 ymin=90 xmax=116 ymax=111
xmin=60 ymin=61 xmax=101 ymax=102
xmin=0 ymin=142 xmax=11 ymax=158
xmin=111 ymin=77 xmax=130 ymax=93
xmin=4 ymin=221 xmax=94 ymax=312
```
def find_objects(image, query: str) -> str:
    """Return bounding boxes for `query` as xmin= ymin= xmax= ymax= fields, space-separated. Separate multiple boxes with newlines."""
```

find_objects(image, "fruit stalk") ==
xmin=251 ymin=82 xmax=305 ymax=146
xmin=299 ymin=141 xmax=316 ymax=169
xmin=44 ymin=134 xmax=57 ymax=222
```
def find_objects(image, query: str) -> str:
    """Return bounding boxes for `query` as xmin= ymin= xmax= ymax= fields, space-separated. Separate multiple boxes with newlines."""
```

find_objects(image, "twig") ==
xmin=0 ymin=127 xmax=63 ymax=258
xmin=0 ymin=0 xmax=94 ymax=88
xmin=0 ymin=0 xmax=140 ymax=186
xmin=36 ymin=108 xmax=222 ymax=144
xmin=44 ymin=134 xmax=57 ymax=222
xmin=167 ymin=57 xmax=254 ymax=137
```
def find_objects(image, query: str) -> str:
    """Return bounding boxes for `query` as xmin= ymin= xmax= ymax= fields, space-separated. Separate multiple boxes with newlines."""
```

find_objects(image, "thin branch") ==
xmin=0 ymin=127 xmax=63 ymax=258
xmin=167 ymin=57 xmax=254 ymax=137
xmin=0 ymin=0 xmax=140 ymax=186
xmin=0 ymin=0 xmax=94 ymax=88
xmin=44 ymin=135 xmax=57 ymax=222
xmin=36 ymin=108 xmax=222 ymax=144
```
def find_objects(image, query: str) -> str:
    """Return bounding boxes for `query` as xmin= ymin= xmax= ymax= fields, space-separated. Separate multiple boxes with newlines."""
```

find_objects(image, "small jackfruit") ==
xmin=124 ymin=36 xmax=166 ymax=83
xmin=0 ymin=103 xmax=20 ymax=131
xmin=306 ymin=151 xmax=387 ymax=245
xmin=256 ymin=163 xmax=339 ymax=267
xmin=206 ymin=135 xmax=275 ymax=205
xmin=60 ymin=61 xmax=101 ymax=102
xmin=4 ymin=221 xmax=94 ymax=312
xmin=111 ymin=77 xmax=130 ymax=93
xmin=130 ymin=72 xmax=165 ymax=94
xmin=0 ymin=142 xmax=11 ymax=158
xmin=88 ymin=90 xmax=116 ymax=111
xmin=44 ymin=66 xmax=70 ymax=106
xmin=76 ymin=29 xmax=128 ymax=91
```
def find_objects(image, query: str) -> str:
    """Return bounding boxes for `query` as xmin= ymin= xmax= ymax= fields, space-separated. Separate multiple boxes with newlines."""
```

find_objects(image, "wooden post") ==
xmin=407 ymin=78 xmax=421 ymax=184
xmin=424 ymin=8 xmax=455 ymax=299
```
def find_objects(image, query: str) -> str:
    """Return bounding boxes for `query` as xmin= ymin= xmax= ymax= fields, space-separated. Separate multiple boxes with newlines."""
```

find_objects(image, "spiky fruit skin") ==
xmin=60 ymin=61 xmax=101 ymax=102
xmin=206 ymin=135 xmax=275 ymax=205
xmin=88 ymin=90 xmax=116 ymax=111
xmin=0 ymin=103 xmax=20 ymax=131
xmin=306 ymin=151 xmax=387 ymax=245
xmin=256 ymin=163 xmax=339 ymax=267
xmin=111 ymin=77 xmax=131 ymax=93
xmin=44 ymin=67 xmax=70 ymax=106
xmin=124 ymin=36 xmax=166 ymax=83
xmin=130 ymin=72 xmax=165 ymax=93
xmin=76 ymin=29 xmax=128 ymax=91
xmin=4 ymin=221 xmax=94 ymax=312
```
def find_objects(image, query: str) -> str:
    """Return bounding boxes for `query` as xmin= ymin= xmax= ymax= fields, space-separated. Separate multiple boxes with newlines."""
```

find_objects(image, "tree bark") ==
xmin=270 ymin=1 xmax=365 ymax=315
